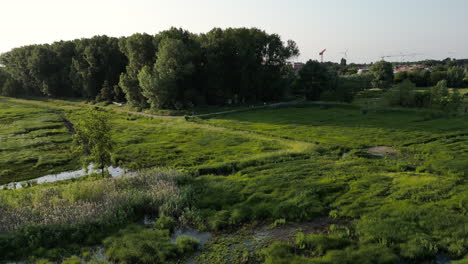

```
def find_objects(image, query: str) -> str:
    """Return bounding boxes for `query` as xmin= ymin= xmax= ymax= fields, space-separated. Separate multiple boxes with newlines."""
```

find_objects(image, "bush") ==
xmin=62 ymin=256 xmax=81 ymax=264
xmin=154 ymin=216 xmax=175 ymax=232
xmin=271 ymin=218 xmax=286 ymax=228
xmin=384 ymin=79 xmax=417 ymax=107
xmin=81 ymin=251 xmax=91 ymax=261
xmin=452 ymin=258 xmax=468 ymax=264
xmin=104 ymin=225 xmax=178 ymax=264
xmin=399 ymin=234 xmax=438 ymax=260
xmin=34 ymin=260 xmax=54 ymax=264
xmin=295 ymin=232 xmax=351 ymax=255
xmin=229 ymin=207 xmax=251 ymax=225
xmin=208 ymin=210 xmax=231 ymax=230
xmin=322 ymin=244 xmax=398 ymax=264
xmin=261 ymin=242 xmax=312 ymax=264
xmin=176 ymin=235 xmax=200 ymax=254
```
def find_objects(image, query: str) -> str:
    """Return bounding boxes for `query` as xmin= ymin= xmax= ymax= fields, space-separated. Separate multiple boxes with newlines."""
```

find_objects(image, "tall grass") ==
xmin=0 ymin=169 xmax=191 ymax=260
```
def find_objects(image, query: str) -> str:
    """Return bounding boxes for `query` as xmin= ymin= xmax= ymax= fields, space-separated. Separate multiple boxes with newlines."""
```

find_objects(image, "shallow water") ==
xmin=0 ymin=164 xmax=126 ymax=190
xmin=172 ymin=228 xmax=213 ymax=264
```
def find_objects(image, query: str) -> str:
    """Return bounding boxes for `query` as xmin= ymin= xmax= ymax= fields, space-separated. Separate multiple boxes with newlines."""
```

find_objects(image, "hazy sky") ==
xmin=1 ymin=0 xmax=468 ymax=63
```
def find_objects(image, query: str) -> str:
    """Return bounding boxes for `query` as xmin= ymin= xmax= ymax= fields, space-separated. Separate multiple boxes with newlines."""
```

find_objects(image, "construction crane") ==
xmin=380 ymin=53 xmax=423 ymax=62
xmin=339 ymin=49 xmax=349 ymax=60
xmin=319 ymin=49 xmax=327 ymax=63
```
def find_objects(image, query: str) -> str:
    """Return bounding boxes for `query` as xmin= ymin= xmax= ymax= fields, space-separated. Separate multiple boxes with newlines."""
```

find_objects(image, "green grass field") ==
xmin=0 ymin=98 xmax=77 ymax=184
xmin=0 ymin=97 xmax=294 ymax=184
xmin=1 ymin=96 xmax=468 ymax=263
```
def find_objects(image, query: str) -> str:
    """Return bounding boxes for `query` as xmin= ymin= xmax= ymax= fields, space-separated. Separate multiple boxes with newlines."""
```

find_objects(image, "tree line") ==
xmin=0 ymin=27 xmax=299 ymax=110
xmin=1 ymin=29 xmax=467 ymax=110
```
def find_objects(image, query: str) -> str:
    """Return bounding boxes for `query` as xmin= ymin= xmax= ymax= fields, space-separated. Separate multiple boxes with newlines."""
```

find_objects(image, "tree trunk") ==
xmin=101 ymin=158 xmax=104 ymax=178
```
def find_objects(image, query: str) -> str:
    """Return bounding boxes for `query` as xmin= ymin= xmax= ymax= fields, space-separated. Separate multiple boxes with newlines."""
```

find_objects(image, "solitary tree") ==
xmin=72 ymin=108 xmax=114 ymax=177
xmin=370 ymin=60 xmax=394 ymax=89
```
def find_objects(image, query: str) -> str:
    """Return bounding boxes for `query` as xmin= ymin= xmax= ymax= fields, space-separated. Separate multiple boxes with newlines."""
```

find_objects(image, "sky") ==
xmin=1 ymin=0 xmax=468 ymax=63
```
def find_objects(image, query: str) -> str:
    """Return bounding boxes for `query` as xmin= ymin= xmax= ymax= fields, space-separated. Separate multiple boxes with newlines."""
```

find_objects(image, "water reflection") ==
xmin=0 ymin=164 xmax=125 ymax=190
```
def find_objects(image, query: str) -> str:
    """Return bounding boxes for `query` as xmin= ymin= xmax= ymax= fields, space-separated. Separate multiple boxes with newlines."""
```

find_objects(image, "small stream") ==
xmin=0 ymin=164 xmax=126 ymax=190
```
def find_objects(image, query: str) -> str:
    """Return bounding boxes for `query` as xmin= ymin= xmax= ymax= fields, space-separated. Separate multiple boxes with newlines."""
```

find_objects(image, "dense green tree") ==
xmin=464 ymin=69 xmax=468 ymax=86
xmin=430 ymin=80 xmax=449 ymax=109
xmin=0 ymin=43 xmax=76 ymax=97
xmin=370 ymin=61 xmax=394 ymax=89
xmin=200 ymin=28 xmax=297 ymax=105
xmin=408 ymin=70 xmax=430 ymax=87
xmin=430 ymin=70 xmax=448 ymax=86
xmin=72 ymin=108 xmax=114 ymax=177
xmin=429 ymin=80 xmax=463 ymax=113
xmin=0 ymin=68 xmax=10 ymax=93
xmin=0 ymin=27 xmax=298 ymax=108
xmin=118 ymin=33 xmax=156 ymax=108
xmin=96 ymin=80 xmax=114 ymax=102
xmin=446 ymin=88 xmax=463 ymax=113
xmin=70 ymin=36 xmax=126 ymax=99
xmin=296 ymin=60 xmax=331 ymax=100
xmin=1 ymin=78 xmax=22 ymax=97
xmin=0 ymin=46 xmax=39 ymax=95
xmin=137 ymin=66 xmax=160 ymax=108
xmin=138 ymin=33 xmax=199 ymax=109
xmin=394 ymin=71 xmax=408 ymax=84
xmin=340 ymin=58 xmax=347 ymax=67
xmin=447 ymin=66 xmax=464 ymax=88
xmin=386 ymin=79 xmax=417 ymax=107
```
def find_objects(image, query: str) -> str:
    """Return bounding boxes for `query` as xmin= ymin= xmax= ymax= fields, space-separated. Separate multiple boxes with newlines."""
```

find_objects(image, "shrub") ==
xmin=103 ymin=225 xmax=178 ymax=264
xmin=34 ymin=260 xmax=54 ymax=264
xmin=398 ymin=234 xmax=438 ymax=259
xmin=295 ymin=232 xmax=351 ymax=255
xmin=81 ymin=251 xmax=91 ymax=261
xmin=176 ymin=235 xmax=200 ymax=254
xmin=229 ymin=207 xmax=251 ymax=225
xmin=322 ymin=244 xmax=398 ymax=264
xmin=208 ymin=210 xmax=231 ymax=230
xmin=452 ymin=258 xmax=468 ymax=264
xmin=271 ymin=218 xmax=286 ymax=228
xmin=62 ymin=256 xmax=81 ymax=264
xmin=154 ymin=216 xmax=175 ymax=232
xmin=261 ymin=242 xmax=309 ymax=264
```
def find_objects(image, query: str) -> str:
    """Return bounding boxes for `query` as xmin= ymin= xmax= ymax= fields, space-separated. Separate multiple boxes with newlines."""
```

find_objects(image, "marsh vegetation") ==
xmin=1 ymin=94 xmax=468 ymax=263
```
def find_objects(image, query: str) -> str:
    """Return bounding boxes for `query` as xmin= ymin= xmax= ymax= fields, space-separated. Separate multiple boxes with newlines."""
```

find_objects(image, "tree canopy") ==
xmin=72 ymin=108 xmax=114 ymax=177
xmin=370 ymin=60 xmax=394 ymax=89
xmin=0 ymin=27 xmax=299 ymax=110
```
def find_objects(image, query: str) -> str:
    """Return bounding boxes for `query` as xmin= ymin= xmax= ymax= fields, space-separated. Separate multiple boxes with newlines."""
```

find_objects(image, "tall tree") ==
xmin=447 ymin=66 xmax=464 ymax=88
xmin=370 ymin=60 xmax=394 ymax=89
xmin=71 ymin=36 xmax=126 ymax=99
xmin=296 ymin=60 xmax=331 ymax=100
xmin=118 ymin=33 xmax=156 ymax=108
xmin=72 ymin=108 xmax=114 ymax=177
xmin=141 ymin=38 xmax=196 ymax=109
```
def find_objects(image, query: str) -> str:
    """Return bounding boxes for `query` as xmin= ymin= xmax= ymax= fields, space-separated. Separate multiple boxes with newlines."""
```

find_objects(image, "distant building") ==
xmin=287 ymin=61 xmax=305 ymax=73
xmin=394 ymin=65 xmax=431 ymax=73
xmin=357 ymin=68 xmax=369 ymax=74
xmin=289 ymin=62 xmax=305 ymax=72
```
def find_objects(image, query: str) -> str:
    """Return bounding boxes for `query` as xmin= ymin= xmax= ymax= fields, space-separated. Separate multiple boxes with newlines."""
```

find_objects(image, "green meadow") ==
xmin=1 ymin=96 xmax=468 ymax=263
xmin=0 ymin=98 xmax=76 ymax=184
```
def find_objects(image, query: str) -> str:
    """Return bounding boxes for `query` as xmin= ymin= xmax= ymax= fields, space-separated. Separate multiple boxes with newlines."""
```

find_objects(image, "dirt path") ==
xmin=193 ymin=101 xmax=297 ymax=117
